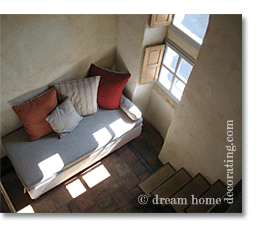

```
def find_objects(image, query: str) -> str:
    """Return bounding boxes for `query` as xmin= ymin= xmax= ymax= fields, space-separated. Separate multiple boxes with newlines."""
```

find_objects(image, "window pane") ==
xmin=176 ymin=58 xmax=193 ymax=83
xmin=173 ymin=14 xmax=209 ymax=43
xmin=158 ymin=66 xmax=173 ymax=90
xmin=171 ymin=78 xmax=185 ymax=101
xmin=163 ymin=46 xmax=179 ymax=72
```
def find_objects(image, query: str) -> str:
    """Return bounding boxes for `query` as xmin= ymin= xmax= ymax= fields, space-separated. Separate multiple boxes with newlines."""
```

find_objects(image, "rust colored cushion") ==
xmin=12 ymin=86 xmax=58 ymax=141
xmin=88 ymin=64 xmax=131 ymax=109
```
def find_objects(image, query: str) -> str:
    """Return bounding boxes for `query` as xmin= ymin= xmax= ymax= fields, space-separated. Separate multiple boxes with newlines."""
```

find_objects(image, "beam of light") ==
xmin=65 ymin=179 xmax=87 ymax=198
xmin=109 ymin=118 xmax=133 ymax=138
xmin=81 ymin=162 xmax=110 ymax=188
xmin=38 ymin=153 xmax=64 ymax=180
xmin=93 ymin=127 xmax=113 ymax=149
xmin=17 ymin=205 xmax=35 ymax=213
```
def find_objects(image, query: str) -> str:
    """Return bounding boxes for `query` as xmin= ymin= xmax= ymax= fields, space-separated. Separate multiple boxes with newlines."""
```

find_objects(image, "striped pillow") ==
xmin=54 ymin=76 xmax=100 ymax=116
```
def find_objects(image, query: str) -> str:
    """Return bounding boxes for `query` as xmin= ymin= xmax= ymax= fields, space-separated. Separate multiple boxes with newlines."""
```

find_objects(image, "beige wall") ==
xmin=115 ymin=15 xmax=148 ymax=101
xmin=1 ymin=14 xmax=117 ymax=156
xmin=143 ymin=26 xmax=200 ymax=139
xmin=116 ymin=14 xmax=167 ymax=114
xmin=144 ymin=84 xmax=177 ymax=138
xmin=1 ymin=14 xmax=242 ymax=187
xmin=1 ymin=14 xmax=168 ymax=157
xmin=158 ymin=15 xmax=242 ymax=184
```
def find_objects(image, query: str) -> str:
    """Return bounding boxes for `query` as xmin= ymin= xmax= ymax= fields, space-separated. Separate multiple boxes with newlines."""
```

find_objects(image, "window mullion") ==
xmin=170 ymin=56 xmax=182 ymax=91
xmin=176 ymin=74 xmax=187 ymax=85
xmin=157 ymin=42 xmax=194 ymax=104
xmin=169 ymin=75 xmax=176 ymax=92
xmin=162 ymin=64 xmax=173 ymax=74
xmin=175 ymin=56 xmax=182 ymax=75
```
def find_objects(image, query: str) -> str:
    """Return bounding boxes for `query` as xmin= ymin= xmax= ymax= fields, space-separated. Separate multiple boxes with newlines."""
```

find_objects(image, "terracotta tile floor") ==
xmin=1 ymin=121 xmax=173 ymax=213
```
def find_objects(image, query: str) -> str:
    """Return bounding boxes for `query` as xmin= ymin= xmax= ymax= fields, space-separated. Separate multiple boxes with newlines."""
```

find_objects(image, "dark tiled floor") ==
xmin=1 ymin=120 xmax=170 ymax=213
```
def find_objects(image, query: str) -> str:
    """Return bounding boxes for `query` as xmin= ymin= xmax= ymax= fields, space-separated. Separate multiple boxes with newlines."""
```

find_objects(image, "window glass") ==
xmin=171 ymin=79 xmax=185 ymax=101
xmin=176 ymin=58 xmax=193 ymax=83
xmin=163 ymin=46 xmax=179 ymax=72
xmin=158 ymin=66 xmax=173 ymax=90
xmin=173 ymin=14 xmax=209 ymax=44
xmin=157 ymin=15 xmax=209 ymax=103
xmin=157 ymin=41 xmax=194 ymax=103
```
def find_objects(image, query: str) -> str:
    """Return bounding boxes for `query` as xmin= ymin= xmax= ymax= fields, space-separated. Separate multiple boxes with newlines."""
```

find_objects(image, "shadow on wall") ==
xmin=114 ymin=52 xmax=133 ymax=100
xmin=1 ymin=51 xmax=116 ymax=157
xmin=1 ymin=48 xmax=116 ymax=143
xmin=115 ymin=52 xmax=130 ymax=73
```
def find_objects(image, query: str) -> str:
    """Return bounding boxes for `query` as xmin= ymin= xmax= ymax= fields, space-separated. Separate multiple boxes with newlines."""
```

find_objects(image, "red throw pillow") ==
xmin=88 ymin=64 xmax=131 ymax=109
xmin=12 ymin=87 xmax=58 ymax=141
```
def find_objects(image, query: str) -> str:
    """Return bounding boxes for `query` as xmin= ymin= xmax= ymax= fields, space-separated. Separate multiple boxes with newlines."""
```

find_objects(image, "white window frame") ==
xmin=156 ymin=39 xmax=195 ymax=104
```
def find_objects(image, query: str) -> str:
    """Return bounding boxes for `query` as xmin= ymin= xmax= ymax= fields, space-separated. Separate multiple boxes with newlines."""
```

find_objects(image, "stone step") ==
xmin=138 ymin=163 xmax=176 ymax=198
xmin=170 ymin=173 xmax=211 ymax=213
xmin=151 ymin=168 xmax=192 ymax=203
xmin=210 ymin=179 xmax=242 ymax=213
xmin=185 ymin=179 xmax=227 ymax=213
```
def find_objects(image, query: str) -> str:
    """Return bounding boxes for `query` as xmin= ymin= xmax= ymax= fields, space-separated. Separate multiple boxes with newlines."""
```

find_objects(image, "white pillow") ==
xmin=54 ymin=76 xmax=100 ymax=116
xmin=46 ymin=97 xmax=83 ymax=138
xmin=120 ymin=95 xmax=142 ymax=121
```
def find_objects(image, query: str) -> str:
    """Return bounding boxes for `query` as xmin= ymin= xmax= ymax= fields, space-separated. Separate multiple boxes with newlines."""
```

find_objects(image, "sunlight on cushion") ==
xmin=17 ymin=205 xmax=35 ymax=213
xmin=109 ymin=118 xmax=133 ymax=138
xmin=129 ymin=105 xmax=142 ymax=119
xmin=38 ymin=153 xmax=64 ymax=180
xmin=93 ymin=127 xmax=113 ymax=148
xmin=65 ymin=179 xmax=87 ymax=198
xmin=81 ymin=162 xmax=110 ymax=188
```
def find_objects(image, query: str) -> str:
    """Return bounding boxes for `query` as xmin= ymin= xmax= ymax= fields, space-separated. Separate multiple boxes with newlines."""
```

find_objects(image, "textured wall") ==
xmin=116 ymin=15 xmax=167 ymax=114
xmin=158 ymin=15 xmax=242 ymax=184
xmin=1 ymin=14 xmax=117 ymax=156
xmin=144 ymin=85 xmax=176 ymax=138
xmin=115 ymin=15 xmax=148 ymax=102
xmin=1 ymin=14 xmax=117 ymax=136
xmin=143 ymin=23 xmax=199 ymax=140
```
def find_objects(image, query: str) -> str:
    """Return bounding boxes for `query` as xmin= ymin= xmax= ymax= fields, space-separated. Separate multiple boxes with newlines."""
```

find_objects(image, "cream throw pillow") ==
xmin=120 ymin=95 xmax=142 ymax=121
xmin=46 ymin=97 xmax=83 ymax=138
xmin=54 ymin=76 xmax=100 ymax=116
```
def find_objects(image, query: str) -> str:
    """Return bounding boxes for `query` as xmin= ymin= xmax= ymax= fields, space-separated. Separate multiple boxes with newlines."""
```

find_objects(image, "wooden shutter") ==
xmin=149 ymin=14 xmax=173 ymax=28
xmin=140 ymin=44 xmax=165 ymax=85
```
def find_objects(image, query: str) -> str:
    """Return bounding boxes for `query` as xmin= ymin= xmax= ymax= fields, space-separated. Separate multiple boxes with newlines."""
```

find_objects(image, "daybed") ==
xmin=2 ymin=64 xmax=143 ymax=199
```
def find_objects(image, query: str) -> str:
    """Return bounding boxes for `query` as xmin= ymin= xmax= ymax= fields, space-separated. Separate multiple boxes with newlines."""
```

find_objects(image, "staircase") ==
xmin=138 ymin=163 xmax=228 ymax=213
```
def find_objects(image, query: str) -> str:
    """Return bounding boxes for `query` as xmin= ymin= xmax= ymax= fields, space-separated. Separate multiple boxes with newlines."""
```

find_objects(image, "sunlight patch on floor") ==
xmin=81 ymin=162 xmax=110 ymax=188
xmin=17 ymin=204 xmax=35 ymax=213
xmin=65 ymin=178 xmax=87 ymax=198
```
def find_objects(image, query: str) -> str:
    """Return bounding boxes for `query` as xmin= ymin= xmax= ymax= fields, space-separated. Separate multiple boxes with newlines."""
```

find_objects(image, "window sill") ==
xmin=169 ymin=24 xmax=201 ymax=51
xmin=154 ymin=82 xmax=179 ymax=108
xmin=166 ymin=29 xmax=199 ymax=61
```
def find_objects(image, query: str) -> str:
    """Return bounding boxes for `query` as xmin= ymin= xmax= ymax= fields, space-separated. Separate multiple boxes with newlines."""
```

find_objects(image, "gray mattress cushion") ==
xmin=2 ymin=108 xmax=142 ymax=188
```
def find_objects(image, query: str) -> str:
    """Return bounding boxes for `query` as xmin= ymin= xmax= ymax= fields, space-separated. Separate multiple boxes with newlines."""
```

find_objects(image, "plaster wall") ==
xmin=116 ymin=14 xmax=167 ymax=114
xmin=143 ymin=26 xmax=199 ymax=139
xmin=115 ymin=14 xmax=147 ymax=101
xmin=1 ymin=14 xmax=117 ymax=156
xmin=144 ymin=84 xmax=176 ymax=138
xmin=158 ymin=15 xmax=242 ymax=184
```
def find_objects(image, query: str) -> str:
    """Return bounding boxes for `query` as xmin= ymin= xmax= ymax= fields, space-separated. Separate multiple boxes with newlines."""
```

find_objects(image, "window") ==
xmin=157 ymin=14 xmax=210 ymax=103
xmin=157 ymin=40 xmax=194 ymax=103
xmin=170 ymin=14 xmax=210 ymax=50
